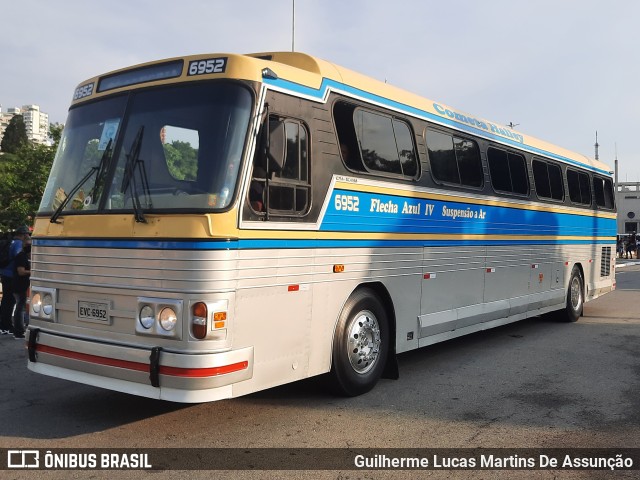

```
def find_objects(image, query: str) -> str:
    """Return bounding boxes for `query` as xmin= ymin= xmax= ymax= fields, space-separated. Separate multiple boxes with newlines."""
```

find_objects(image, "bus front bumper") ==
xmin=25 ymin=327 xmax=253 ymax=403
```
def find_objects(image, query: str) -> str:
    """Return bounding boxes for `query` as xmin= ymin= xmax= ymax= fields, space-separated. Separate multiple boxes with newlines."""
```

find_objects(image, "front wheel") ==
xmin=329 ymin=289 xmax=389 ymax=397
xmin=562 ymin=266 xmax=584 ymax=322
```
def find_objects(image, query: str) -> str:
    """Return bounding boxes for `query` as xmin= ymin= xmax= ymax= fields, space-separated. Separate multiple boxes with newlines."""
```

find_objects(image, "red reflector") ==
xmin=288 ymin=285 xmax=299 ymax=292
xmin=423 ymin=273 xmax=437 ymax=279
xmin=34 ymin=344 xmax=248 ymax=378
xmin=160 ymin=361 xmax=249 ymax=378
xmin=486 ymin=268 xmax=495 ymax=273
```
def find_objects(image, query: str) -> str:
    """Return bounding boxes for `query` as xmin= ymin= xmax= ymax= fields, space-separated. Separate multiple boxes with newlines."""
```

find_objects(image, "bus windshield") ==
xmin=40 ymin=81 xmax=253 ymax=217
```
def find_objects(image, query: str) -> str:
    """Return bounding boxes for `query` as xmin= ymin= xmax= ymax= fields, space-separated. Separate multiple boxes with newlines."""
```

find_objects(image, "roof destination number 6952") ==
xmin=187 ymin=57 xmax=228 ymax=76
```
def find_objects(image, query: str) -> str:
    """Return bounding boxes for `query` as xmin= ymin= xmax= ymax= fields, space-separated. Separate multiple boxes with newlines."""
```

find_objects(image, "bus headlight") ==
xmin=135 ymin=297 xmax=182 ymax=339
xmin=42 ymin=294 xmax=54 ymax=316
xmin=159 ymin=307 xmax=177 ymax=331
xmin=29 ymin=287 xmax=57 ymax=321
xmin=139 ymin=305 xmax=155 ymax=329
xmin=32 ymin=293 xmax=42 ymax=314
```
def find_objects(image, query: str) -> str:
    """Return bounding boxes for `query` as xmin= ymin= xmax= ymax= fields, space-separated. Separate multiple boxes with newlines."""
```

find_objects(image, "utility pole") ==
xmin=292 ymin=0 xmax=295 ymax=52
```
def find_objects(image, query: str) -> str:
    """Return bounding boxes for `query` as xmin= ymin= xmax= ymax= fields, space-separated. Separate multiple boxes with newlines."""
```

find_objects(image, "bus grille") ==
xmin=600 ymin=247 xmax=611 ymax=277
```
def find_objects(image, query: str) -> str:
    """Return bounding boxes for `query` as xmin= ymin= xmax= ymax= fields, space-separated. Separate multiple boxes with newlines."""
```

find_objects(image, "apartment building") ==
xmin=0 ymin=104 xmax=50 ymax=148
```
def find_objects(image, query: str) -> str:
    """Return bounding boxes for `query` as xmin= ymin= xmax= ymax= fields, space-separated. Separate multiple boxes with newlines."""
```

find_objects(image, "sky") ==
xmin=2 ymin=0 xmax=639 ymax=180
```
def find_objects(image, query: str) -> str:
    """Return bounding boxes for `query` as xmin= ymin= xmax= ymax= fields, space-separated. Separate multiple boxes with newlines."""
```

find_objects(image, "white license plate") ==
xmin=78 ymin=300 xmax=110 ymax=324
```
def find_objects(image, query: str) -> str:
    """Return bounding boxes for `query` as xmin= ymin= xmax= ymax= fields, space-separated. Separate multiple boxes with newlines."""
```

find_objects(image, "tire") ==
xmin=329 ymin=289 xmax=389 ymax=397
xmin=562 ymin=266 xmax=584 ymax=322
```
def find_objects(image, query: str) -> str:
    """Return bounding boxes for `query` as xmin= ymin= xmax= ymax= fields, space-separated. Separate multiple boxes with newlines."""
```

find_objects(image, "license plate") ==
xmin=78 ymin=300 xmax=110 ymax=324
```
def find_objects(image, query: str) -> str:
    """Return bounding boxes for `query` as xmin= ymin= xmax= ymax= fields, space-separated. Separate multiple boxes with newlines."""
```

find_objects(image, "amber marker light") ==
xmin=192 ymin=302 xmax=208 ymax=339
xmin=333 ymin=264 xmax=345 ymax=273
xmin=213 ymin=311 xmax=227 ymax=329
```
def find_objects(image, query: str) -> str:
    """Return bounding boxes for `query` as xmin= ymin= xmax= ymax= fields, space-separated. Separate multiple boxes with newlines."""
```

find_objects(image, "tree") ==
xmin=0 ymin=126 xmax=61 ymax=231
xmin=49 ymin=122 xmax=64 ymax=145
xmin=0 ymin=115 xmax=29 ymax=153
xmin=163 ymin=140 xmax=197 ymax=181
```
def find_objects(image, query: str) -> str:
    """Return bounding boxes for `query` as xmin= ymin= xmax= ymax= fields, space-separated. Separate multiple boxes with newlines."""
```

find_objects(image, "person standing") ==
xmin=12 ymin=236 xmax=31 ymax=339
xmin=0 ymin=225 xmax=30 ymax=334
xmin=629 ymin=233 xmax=638 ymax=260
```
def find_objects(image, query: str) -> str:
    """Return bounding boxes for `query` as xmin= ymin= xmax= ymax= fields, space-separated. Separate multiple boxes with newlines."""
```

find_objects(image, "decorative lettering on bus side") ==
xmin=432 ymin=103 xmax=524 ymax=144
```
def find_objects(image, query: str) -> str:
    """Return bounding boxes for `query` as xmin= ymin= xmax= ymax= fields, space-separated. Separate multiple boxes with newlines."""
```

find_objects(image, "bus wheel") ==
xmin=330 ymin=289 xmax=389 ymax=396
xmin=563 ymin=266 xmax=584 ymax=322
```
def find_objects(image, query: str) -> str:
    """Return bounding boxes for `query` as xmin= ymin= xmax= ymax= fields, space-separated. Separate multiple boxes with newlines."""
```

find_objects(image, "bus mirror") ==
xmin=267 ymin=119 xmax=285 ymax=173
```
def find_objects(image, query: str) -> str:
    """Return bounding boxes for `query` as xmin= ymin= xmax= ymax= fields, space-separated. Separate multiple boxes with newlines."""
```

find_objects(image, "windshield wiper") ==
xmin=120 ymin=126 xmax=151 ymax=223
xmin=50 ymin=139 xmax=113 ymax=224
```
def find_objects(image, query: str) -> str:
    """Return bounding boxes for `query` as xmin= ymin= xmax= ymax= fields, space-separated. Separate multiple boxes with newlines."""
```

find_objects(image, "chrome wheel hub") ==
xmin=346 ymin=310 xmax=381 ymax=375
xmin=570 ymin=276 xmax=582 ymax=311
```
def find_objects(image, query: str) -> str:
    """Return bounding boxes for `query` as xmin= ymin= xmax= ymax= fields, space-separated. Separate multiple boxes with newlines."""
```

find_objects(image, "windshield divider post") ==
xmin=264 ymin=103 xmax=270 ymax=221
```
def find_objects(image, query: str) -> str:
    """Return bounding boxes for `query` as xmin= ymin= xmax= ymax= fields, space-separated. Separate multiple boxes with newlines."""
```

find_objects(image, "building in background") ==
xmin=0 ymin=104 xmax=50 ymax=148
xmin=616 ymin=182 xmax=640 ymax=234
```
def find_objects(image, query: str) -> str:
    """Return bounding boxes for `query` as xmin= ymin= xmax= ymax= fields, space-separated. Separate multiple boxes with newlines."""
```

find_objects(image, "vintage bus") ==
xmin=27 ymin=52 xmax=616 ymax=402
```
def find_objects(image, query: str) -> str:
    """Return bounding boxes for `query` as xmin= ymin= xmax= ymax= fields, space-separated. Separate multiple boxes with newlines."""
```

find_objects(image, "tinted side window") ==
xmin=567 ymin=169 xmax=591 ymax=205
xmin=488 ymin=147 xmax=510 ymax=192
xmin=594 ymin=176 xmax=614 ymax=209
xmin=533 ymin=159 xmax=563 ymax=201
xmin=355 ymin=109 xmax=402 ymax=174
xmin=426 ymin=129 xmax=458 ymax=184
xmin=548 ymin=163 xmax=564 ymax=200
xmin=455 ymin=138 xmax=483 ymax=187
xmin=394 ymin=120 xmax=418 ymax=177
xmin=334 ymin=101 xmax=418 ymax=178
xmin=426 ymin=129 xmax=482 ymax=187
xmin=487 ymin=147 xmax=529 ymax=195
xmin=509 ymin=153 xmax=529 ymax=195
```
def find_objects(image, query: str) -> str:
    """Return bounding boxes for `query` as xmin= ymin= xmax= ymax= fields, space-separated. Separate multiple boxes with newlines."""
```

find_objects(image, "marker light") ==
xmin=192 ymin=302 xmax=208 ymax=339
xmin=213 ymin=311 xmax=227 ymax=329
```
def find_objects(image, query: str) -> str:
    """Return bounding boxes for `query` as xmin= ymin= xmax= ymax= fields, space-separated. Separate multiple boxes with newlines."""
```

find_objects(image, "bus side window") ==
xmin=334 ymin=100 xmax=419 ymax=178
xmin=334 ymin=101 xmax=362 ymax=170
xmin=425 ymin=129 xmax=483 ymax=188
xmin=249 ymin=115 xmax=310 ymax=216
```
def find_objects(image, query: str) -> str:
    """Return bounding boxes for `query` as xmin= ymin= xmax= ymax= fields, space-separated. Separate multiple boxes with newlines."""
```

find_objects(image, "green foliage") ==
xmin=0 ymin=129 xmax=60 ymax=231
xmin=163 ymin=140 xmax=197 ymax=181
xmin=0 ymin=115 xmax=29 ymax=154
xmin=49 ymin=122 xmax=64 ymax=145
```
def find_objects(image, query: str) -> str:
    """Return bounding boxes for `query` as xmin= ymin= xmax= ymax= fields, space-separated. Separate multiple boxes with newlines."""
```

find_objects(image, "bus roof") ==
xmin=72 ymin=51 xmax=612 ymax=176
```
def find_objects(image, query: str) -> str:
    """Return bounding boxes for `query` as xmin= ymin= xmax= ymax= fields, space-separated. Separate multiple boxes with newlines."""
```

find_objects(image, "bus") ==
xmin=26 ymin=52 xmax=616 ymax=402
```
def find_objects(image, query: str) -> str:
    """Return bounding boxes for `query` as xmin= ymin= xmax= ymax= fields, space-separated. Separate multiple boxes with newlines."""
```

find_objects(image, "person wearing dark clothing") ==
xmin=628 ymin=233 xmax=637 ymax=260
xmin=0 ymin=225 xmax=30 ymax=334
xmin=12 ymin=236 xmax=31 ymax=339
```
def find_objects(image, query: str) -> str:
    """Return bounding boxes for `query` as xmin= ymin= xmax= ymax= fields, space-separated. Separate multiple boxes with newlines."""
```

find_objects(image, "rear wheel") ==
xmin=562 ymin=266 xmax=584 ymax=322
xmin=329 ymin=289 xmax=389 ymax=396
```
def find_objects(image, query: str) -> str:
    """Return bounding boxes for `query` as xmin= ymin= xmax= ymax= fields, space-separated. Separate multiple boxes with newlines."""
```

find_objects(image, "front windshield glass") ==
xmin=39 ymin=82 xmax=253 ymax=216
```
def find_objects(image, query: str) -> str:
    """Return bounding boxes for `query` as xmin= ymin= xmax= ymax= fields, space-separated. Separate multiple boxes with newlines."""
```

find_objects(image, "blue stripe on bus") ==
xmin=323 ymin=189 xmax=617 ymax=237
xmin=33 ymin=237 xmax=614 ymax=251
xmin=263 ymin=77 xmax=611 ymax=176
